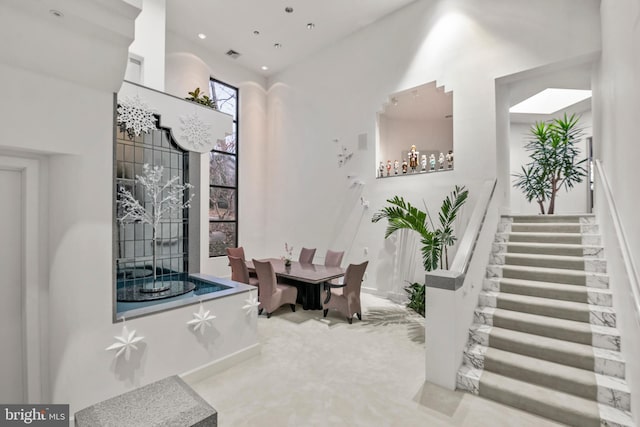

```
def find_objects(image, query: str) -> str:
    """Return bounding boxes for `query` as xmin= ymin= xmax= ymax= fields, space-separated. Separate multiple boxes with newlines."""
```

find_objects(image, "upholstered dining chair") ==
xmin=226 ymin=246 xmax=246 ymax=260
xmin=228 ymin=256 xmax=259 ymax=287
xmin=324 ymin=249 xmax=344 ymax=268
xmin=321 ymin=261 xmax=368 ymax=324
xmin=298 ymin=247 xmax=316 ymax=264
xmin=252 ymin=259 xmax=298 ymax=318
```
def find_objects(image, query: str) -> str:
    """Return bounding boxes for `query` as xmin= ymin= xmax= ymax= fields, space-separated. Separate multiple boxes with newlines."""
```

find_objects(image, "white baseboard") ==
xmin=362 ymin=286 xmax=386 ymax=297
xmin=180 ymin=343 xmax=261 ymax=384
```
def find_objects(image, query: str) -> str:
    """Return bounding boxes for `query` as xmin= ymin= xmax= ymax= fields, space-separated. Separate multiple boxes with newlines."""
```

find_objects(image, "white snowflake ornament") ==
xmin=106 ymin=323 xmax=145 ymax=361
xmin=117 ymin=95 xmax=157 ymax=139
xmin=187 ymin=303 xmax=216 ymax=335
xmin=179 ymin=112 xmax=211 ymax=150
xmin=242 ymin=291 xmax=260 ymax=316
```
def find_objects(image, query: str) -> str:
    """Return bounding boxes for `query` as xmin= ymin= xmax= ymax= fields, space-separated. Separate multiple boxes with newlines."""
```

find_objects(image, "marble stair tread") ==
xmin=484 ymin=277 xmax=613 ymax=306
xmin=489 ymin=264 xmax=609 ymax=287
xmin=496 ymin=242 xmax=604 ymax=257
xmin=501 ymin=253 xmax=606 ymax=273
xmin=477 ymin=307 xmax=620 ymax=350
xmin=464 ymin=344 xmax=630 ymax=410
xmin=479 ymin=290 xmax=615 ymax=326
xmin=478 ymin=370 xmax=632 ymax=427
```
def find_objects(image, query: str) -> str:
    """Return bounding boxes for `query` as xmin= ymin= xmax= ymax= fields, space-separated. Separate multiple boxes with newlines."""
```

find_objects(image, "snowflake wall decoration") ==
xmin=117 ymin=95 xmax=158 ymax=139
xmin=242 ymin=291 xmax=260 ymax=316
xmin=179 ymin=112 xmax=211 ymax=150
xmin=187 ymin=302 xmax=216 ymax=335
xmin=105 ymin=322 xmax=145 ymax=361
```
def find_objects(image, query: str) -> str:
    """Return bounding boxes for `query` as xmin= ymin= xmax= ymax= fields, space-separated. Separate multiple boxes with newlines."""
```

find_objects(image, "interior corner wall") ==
xmin=379 ymin=116 xmax=453 ymax=167
xmin=264 ymin=0 xmax=601 ymax=292
xmin=509 ymin=111 xmax=592 ymax=215
xmin=128 ymin=0 xmax=166 ymax=91
xmin=594 ymin=0 xmax=640 ymax=423
xmin=165 ymin=32 xmax=269 ymax=276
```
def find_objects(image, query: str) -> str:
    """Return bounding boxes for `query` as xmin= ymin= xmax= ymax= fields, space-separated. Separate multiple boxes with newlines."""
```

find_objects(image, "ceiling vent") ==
xmin=226 ymin=49 xmax=241 ymax=59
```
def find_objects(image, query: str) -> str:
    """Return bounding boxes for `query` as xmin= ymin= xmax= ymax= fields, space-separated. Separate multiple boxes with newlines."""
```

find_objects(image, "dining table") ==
xmin=246 ymin=258 xmax=345 ymax=310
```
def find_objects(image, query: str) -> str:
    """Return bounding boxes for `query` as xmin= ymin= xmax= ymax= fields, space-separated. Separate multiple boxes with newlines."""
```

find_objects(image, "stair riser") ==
xmin=479 ymin=293 xmax=616 ymax=327
xmin=469 ymin=326 xmax=625 ymax=378
xmin=492 ymin=242 xmax=605 ymax=258
xmin=490 ymin=253 xmax=607 ymax=273
xmin=498 ymin=234 xmax=601 ymax=246
xmin=487 ymin=265 xmax=609 ymax=288
xmin=483 ymin=279 xmax=613 ymax=306
xmin=499 ymin=224 xmax=598 ymax=234
xmin=509 ymin=216 xmax=596 ymax=224
xmin=463 ymin=349 xmax=630 ymax=411
xmin=474 ymin=309 xmax=620 ymax=351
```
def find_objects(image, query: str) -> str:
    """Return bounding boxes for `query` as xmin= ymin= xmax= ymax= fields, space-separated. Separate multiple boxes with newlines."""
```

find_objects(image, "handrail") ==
xmin=450 ymin=179 xmax=497 ymax=274
xmin=426 ymin=178 xmax=497 ymax=290
xmin=594 ymin=159 xmax=640 ymax=325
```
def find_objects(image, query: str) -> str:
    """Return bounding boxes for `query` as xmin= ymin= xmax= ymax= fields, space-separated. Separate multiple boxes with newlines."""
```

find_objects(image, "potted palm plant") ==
xmin=371 ymin=185 xmax=469 ymax=315
xmin=512 ymin=113 xmax=587 ymax=214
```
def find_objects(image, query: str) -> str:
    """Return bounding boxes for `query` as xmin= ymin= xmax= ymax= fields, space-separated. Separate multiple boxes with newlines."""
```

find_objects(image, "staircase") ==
xmin=456 ymin=214 xmax=635 ymax=427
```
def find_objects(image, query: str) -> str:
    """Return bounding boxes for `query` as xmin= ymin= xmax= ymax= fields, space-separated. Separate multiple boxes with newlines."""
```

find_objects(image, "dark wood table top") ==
xmin=246 ymin=258 xmax=345 ymax=284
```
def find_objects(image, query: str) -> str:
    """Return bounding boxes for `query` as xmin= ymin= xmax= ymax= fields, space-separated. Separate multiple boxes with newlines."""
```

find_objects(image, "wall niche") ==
xmin=377 ymin=81 xmax=453 ymax=177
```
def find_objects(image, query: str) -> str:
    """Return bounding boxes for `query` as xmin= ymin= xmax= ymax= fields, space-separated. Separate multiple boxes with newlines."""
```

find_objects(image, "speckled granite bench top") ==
xmin=74 ymin=375 xmax=216 ymax=427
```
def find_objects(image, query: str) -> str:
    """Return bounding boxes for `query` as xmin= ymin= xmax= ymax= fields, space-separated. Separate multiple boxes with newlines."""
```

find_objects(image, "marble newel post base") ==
xmin=425 ymin=270 xmax=465 ymax=390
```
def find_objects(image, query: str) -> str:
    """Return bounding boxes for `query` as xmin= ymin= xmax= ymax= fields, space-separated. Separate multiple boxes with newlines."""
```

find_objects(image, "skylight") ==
xmin=509 ymin=88 xmax=592 ymax=114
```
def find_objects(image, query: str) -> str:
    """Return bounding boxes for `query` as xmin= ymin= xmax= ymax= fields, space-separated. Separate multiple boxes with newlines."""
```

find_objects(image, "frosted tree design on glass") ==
xmin=118 ymin=164 xmax=194 ymax=292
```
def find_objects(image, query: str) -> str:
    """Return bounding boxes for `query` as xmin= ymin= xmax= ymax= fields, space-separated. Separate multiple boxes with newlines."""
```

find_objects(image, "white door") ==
xmin=0 ymin=169 xmax=24 ymax=403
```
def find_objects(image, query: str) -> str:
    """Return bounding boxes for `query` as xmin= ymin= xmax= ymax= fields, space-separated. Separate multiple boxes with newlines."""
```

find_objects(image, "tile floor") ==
xmin=188 ymin=294 xmax=564 ymax=426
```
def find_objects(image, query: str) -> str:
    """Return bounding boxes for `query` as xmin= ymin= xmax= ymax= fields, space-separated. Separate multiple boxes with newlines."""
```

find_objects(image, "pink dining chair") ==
xmin=252 ymin=259 xmax=298 ymax=318
xmin=228 ymin=256 xmax=258 ymax=287
xmin=298 ymin=247 xmax=316 ymax=264
xmin=226 ymin=246 xmax=246 ymax=260
xmin=324 ymin=249 xmax=344 ymax=268
xmin=321 ymin=261 xmax=368 ymax=324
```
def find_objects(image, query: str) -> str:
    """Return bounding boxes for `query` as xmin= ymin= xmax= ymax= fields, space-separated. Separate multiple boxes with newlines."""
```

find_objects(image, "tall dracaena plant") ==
xmin=513 ymin=113 xmax=587 ymax=214
xmin=372 ymin=185 xmax=468 ymax=271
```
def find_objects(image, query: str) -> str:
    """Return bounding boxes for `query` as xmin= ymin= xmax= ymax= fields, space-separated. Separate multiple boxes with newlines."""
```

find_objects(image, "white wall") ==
xmin=128 ymin=0 xmax=166 ymax=90
xmin=510 ymin=111 xmax=592 ymax=214
xmin=165 ymin=32 xmax=269 ymax=277
xmin=593 ymin=0 xmax=640 ymax=423
xmin=264 ymin=0 xmax=601 ymax=293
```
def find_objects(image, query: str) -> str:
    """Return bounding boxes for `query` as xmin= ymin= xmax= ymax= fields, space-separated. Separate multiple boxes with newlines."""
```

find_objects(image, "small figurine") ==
xmin=402 ymin=159 xmax=408 ymax=174
xmin=429 ymin=154 xmax=436 ymax=171
xmin=409 ymin=145 xmax=419 ymax=173
xmin=386 ymin=160 xmax=392 ymax=177
xmin=438 ymin=152 xmax=445 ymax=169
xmin=379 ymin=161 xmax=385 ymax=178
xmin=394 ymin=160 xmax=399 ymax=175
xmin=446 ymin=150 xmax=454 ymax=169
xmin=421 ymin=154 xmax=427 ymax=172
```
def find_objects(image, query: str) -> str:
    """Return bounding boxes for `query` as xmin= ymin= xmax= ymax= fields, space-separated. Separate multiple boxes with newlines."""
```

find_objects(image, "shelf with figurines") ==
xmin=377 ymin=145 xmax=453 ymax=178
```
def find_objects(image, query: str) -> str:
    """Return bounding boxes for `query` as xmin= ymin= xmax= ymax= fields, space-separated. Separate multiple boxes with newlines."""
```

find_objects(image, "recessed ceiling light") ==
xmin=261 ymin=66 xmax=269 ymax=71
xmin=274 ymin=43 xmax=282 ymax=49
xmin=307 ymin=23 xmax=315 ymax=30
xmin=49 ymin=9 xmax=64 ymax=18
xmin=198 ymin=33 xmax=207 ymax=39
xmin=285 ymin=7 xmax=294 ymax=13
xmin=253 ymin=30 xmax=260 ymax=36
xmin=509 ymin=88 xmax=592 ymax=114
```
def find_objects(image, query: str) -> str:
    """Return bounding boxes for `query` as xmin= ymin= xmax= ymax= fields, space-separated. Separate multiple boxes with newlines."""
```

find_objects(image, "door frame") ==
xmin=0 ymin=155 xmax=43 ymax=403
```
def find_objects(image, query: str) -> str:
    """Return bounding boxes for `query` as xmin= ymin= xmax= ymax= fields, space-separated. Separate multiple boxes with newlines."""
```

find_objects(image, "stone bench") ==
xmin=75 ymin=376 xmax=216 ymax=426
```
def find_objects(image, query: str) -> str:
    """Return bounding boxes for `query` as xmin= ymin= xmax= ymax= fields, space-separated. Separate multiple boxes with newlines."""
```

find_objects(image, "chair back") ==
xmin=324 ymin=250 xmax=344 ymax=267
xmin=343 ymin=261 xmax=368 ymax=298
xmin=253 ymin=259 xmax=277 ymax=306
xmin=226 ymin=246 xmax=246 ymax=260
xmin=228 ymin=256 xmax=250 ymax=284
xmin=298 ymin=247 xmax=316 ymax=264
